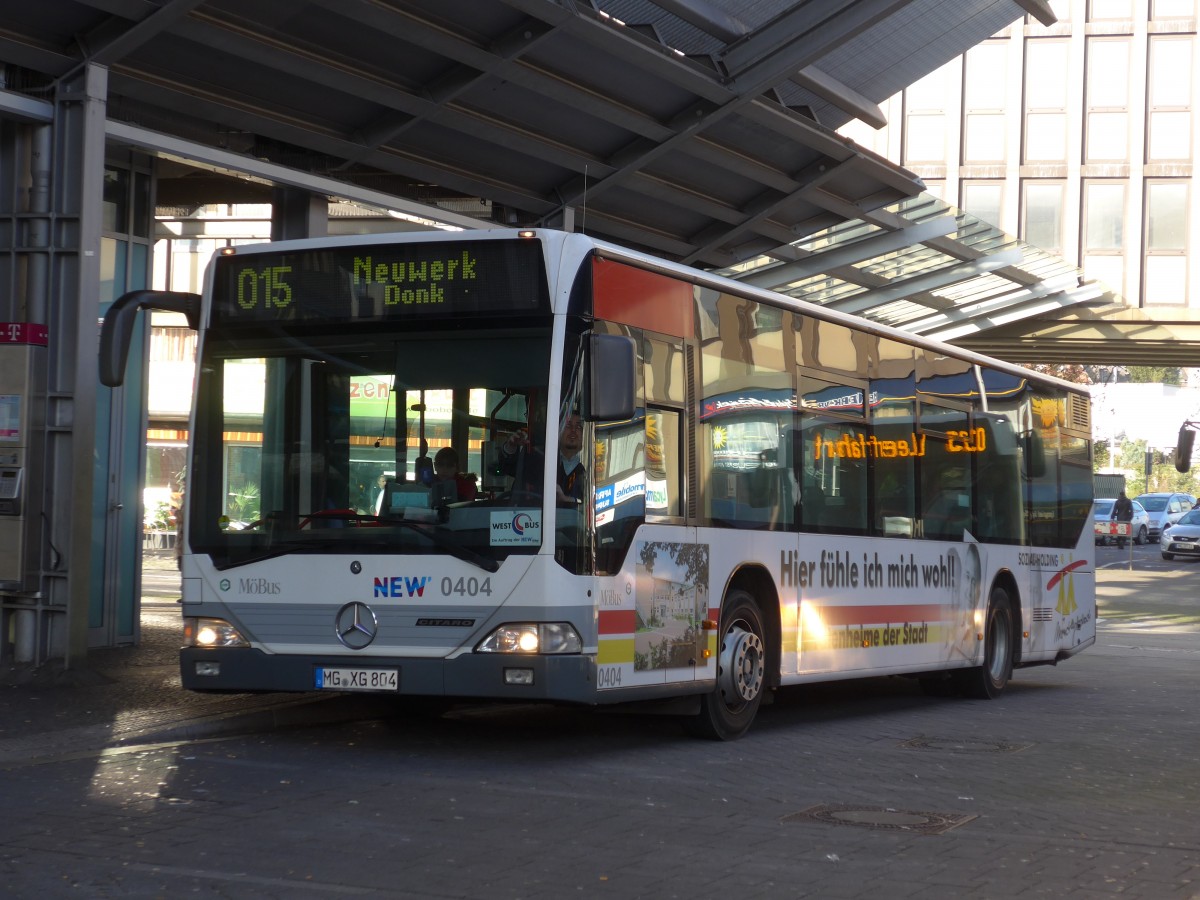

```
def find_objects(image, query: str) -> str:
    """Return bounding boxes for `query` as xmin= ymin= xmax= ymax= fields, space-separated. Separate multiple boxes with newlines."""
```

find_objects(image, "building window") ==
xmin=1023 ymin=181 xmax=1065 ymax=254
xmin=1045 ymin=0 xmax=1072 ymax=21
xmin=961 ymin=182 xmax=1003 ymax=229
xmin=1086 ymin=39 xmax=1129 ymax=162
xmin=1024 ymin=41 xmax=1069 ymax=163
xmin=1083 ymin=181 xmax=1126 ymax=297
xmin=1144 ymin=181 xmax=1189 ymax=306
xmin=1151 ymin=0 xmax=1193 ymax=16
xmin=1090 ymin=0 xmax=1133 ymax=18
xmin=904 ymin=65 xmax=950 ymax=164
xmin=963 ymin=42 xmax=1006 ymax=163
xmin=1148 ymin=38 xmax=1193 ymax=161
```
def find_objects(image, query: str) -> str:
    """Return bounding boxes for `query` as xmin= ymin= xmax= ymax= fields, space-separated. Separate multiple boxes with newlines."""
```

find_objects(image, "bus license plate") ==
xmin=315 ymin=667 xmax=399 ymax=691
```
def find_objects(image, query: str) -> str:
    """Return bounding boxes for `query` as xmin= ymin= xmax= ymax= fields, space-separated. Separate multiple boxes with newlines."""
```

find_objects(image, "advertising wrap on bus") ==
xmin=592 ymin=530 xmax=1091 ymax=693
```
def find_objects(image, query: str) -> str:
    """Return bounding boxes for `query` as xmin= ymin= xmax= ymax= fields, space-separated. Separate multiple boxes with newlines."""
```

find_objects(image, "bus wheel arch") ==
xmin=960 ymin=578 xmax=1018 ymax=700
xmin=991 ymin=569 xmax=1022 ymax=667
xmin=686 ymin=566 xmax=778 ymax=740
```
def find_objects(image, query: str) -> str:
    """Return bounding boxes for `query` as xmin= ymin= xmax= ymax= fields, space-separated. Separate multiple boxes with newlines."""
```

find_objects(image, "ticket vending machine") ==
xmin=0 ymin=323 xmax=47 ymax=594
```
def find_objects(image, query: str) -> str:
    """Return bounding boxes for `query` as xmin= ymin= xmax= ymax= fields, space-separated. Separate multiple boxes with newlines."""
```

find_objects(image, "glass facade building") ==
xmin=840 ymin=0 xmax=1199 ymax=310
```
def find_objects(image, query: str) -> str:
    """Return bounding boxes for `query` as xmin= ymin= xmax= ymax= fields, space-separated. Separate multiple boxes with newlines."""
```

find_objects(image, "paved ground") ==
xmin=0 ymin=549 xmax=1196 ymax=899
xmin=0 ymin=552 xmax=389 ymax=762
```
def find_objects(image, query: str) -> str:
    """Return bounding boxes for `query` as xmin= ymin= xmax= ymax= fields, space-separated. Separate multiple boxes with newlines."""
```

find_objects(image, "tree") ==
xmin=1027 ymin=364 xmax=1092 ymax=385
xmin=1125 ymin=366 xmax=1182 ymax=386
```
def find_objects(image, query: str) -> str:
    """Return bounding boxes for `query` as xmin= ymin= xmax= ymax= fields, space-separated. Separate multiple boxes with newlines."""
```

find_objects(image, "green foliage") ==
xmin=227 ymin=483 xmax=261 ymax=523
xmin=1105 ymin=436 xmax=1199 ymax=497
xmin=1124 ymin=366 xmax=1182 ymax=386
xmin=145 ymin=500 xmax=173 ymax=531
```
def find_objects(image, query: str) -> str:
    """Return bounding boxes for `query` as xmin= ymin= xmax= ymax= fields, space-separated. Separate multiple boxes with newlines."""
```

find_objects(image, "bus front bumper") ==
xmin=180 ymin=647 xmax=597 ymax=703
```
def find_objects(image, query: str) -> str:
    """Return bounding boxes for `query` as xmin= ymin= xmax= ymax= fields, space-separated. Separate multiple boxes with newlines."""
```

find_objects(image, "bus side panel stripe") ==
xmin=599 ymin=609 xmax=637 ymax=634
xmin=597 ymin=638 xmax=634 ymax=664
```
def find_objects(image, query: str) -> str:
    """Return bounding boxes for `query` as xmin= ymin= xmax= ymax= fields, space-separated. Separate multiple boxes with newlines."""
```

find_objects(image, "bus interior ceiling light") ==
xmin=476 ymin=623 xmax=583 ymax=654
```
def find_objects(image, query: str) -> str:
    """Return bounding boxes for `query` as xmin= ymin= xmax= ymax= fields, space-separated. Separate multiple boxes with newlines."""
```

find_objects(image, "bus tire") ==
xmin=686 ymin=588 xmax=766 ymax=741
xmin=960 ymin=586 xmax=1015 ymax=700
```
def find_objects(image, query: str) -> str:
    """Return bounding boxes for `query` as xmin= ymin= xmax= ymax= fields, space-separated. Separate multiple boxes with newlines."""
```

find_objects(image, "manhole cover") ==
xmin=901 ymin=736 xmax=1031 ymax=753
xmin=781 ymin=804 xmax=976 ymax=835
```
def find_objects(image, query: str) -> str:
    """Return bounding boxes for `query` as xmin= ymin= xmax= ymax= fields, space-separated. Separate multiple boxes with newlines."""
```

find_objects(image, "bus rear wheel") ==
xmin=959 ymin=586 xmax=1014 ymax=700
xmin=687 ymin=589 xmax=766 ymax=741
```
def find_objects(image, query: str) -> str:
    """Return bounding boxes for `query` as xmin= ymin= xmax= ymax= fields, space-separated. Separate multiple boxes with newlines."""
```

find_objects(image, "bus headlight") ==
xmin=184 ymin=617 xmax=249 ymax=648
xmin=476 ymin=623 xmax=582 ymax=654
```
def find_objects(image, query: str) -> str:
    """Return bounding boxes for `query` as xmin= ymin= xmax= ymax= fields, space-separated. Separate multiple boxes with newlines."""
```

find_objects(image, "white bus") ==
xmin=101 ymin=229 xmax=1095 ymax=739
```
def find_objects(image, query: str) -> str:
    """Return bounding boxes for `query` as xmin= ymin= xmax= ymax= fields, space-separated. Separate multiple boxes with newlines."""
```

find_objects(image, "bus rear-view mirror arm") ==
xmin=1175 ymin=421 xmax=1200 ymax=473
xmin=586 ymin=333 xmax=636 ymax=422
xmin=100 ymin=290 xmax=201 ymax=387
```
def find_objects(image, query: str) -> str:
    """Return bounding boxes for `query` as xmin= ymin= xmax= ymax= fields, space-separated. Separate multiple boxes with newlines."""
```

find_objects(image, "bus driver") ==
xmin=500 ymin=412 xmax=586 ymax=506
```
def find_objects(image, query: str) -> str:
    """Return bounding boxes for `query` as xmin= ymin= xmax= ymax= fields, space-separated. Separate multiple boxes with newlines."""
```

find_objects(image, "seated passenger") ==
xmin=433 ymin=446 xmax=477 ymax=502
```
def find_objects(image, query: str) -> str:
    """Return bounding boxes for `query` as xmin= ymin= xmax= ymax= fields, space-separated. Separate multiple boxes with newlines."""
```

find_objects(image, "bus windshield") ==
xmin=187 ymin=326 xmax=551 ymax=569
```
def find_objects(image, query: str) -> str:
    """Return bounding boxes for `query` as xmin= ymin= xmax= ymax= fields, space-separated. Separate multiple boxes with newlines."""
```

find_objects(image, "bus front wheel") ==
xmin=687 ymin=589 xmax=766 ymax=741
xmin=960 ymin=586 xmax=1015 ymax=700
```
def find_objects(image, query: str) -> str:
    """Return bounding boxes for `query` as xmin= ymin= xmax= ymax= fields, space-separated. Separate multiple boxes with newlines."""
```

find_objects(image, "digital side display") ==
xmin=211 ymin=239 xmax=549 ymax=324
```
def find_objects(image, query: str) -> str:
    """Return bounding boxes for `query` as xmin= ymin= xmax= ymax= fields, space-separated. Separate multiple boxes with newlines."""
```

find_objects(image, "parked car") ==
xmin=1093 ymin=498 xmax=1150 ymax=545
xmin=1161 ymin=508 xmax=1200 ymax=560
xmin=1133 ymin=492 xmax=1195 ymax=540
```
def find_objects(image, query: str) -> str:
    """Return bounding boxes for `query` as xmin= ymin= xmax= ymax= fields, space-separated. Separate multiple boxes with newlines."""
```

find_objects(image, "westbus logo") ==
xmin=373 ymin=576 xmax=432 ymax=598
xmin=1046 ymin=559 xmax=1086 ymax=615
xmin=490 ymin=510 xmax=541 ymax=545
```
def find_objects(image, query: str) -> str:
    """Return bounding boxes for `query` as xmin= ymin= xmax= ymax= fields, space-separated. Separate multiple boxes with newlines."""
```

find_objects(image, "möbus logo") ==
xmin=239 ymin=577 xmax=281 ymax=595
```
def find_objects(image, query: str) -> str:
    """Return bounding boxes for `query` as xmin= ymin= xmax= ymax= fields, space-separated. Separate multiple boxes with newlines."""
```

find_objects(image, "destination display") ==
xmin=211 ymin=239 xmax=549 ymax=324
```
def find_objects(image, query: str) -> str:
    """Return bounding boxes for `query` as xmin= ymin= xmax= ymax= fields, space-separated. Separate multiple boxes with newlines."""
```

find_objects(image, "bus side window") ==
xmin=872 ymin=413 xmax=917 ymax=537
xmin=919 ymin=403 xmax=973 ymax=542
xmin=800 ymin=417 xmax=867 ymax=535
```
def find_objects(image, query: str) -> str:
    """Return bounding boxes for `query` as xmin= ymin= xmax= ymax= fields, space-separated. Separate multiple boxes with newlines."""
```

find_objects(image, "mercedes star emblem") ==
xmin=334 ymin=601 xmax=378 ymax=650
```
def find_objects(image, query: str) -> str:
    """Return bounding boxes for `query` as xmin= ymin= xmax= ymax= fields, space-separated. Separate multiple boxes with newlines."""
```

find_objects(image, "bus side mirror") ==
xmin=1176 ymin=424 xmax=1196 ymax=473
xmin=100 ymin=290 xmax=201 ymax=387
xmin=587 ymin=333 xmax=636 ymax=422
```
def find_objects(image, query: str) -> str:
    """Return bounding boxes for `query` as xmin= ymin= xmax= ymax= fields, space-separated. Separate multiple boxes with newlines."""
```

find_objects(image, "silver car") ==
xmin=1093 ymin=498 xmax=1150 ymax=545
xmin=1134 ymin=492 xmax=1195 ymax=540
xmin=1161 ymin=508 xmax=1200 ymax=561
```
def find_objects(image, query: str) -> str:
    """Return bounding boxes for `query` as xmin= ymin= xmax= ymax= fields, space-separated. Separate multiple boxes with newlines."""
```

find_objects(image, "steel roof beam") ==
xmin=825 ymin=248 xmax=1024 ymax=316
xmin=720 ymin=0 xmax=912 ymax=79
xmin=645 ymin=0 xmax=750 ymax=43
xmin=105 ymin=121 xmax=494 ymax=231
xmin=791 ymin=66 xmax=888 ymax=129
xmin=82 ymin=0 xmax=205 ymax=67
xmin=0 ymin=87 xmax=53 ymax=123
xmin=735 ymin=214 xmax=958 ymax=288
xmin=1012 ymin=0 xmax=1058 ymax=28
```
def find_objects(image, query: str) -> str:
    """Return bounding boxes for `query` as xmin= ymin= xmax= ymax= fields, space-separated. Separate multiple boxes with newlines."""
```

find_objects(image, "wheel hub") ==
xmin=718 ymin=625 xmax=765 ymax=704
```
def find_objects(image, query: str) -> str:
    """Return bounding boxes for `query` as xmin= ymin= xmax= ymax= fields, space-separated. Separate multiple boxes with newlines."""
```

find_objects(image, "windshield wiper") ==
xmin=212 ymin=536 xmax=392 ymax=570
xmin=387 ymin=520 xmax=500 ymax=573
xmin=210 ymin=517 xmax=499 ymax=573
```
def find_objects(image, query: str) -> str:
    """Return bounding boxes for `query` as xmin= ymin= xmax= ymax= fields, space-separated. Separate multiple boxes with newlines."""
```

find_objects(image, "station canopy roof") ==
xmin=5 ymin=0 xmax=1196 ymax=365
